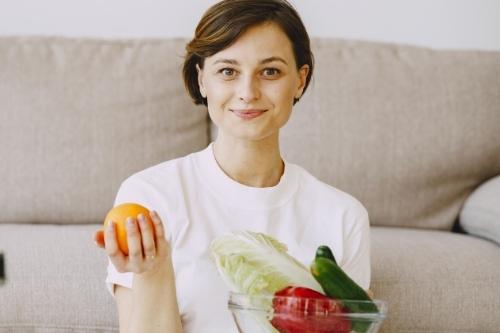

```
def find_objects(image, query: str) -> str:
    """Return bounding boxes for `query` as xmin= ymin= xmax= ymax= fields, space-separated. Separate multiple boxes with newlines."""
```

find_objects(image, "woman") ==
xmin=94 ymin=0 xmax=372 ymax=332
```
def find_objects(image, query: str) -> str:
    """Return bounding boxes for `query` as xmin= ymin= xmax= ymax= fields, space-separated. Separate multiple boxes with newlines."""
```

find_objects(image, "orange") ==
xmin=103 ymin=202 xmax=152 ymax=255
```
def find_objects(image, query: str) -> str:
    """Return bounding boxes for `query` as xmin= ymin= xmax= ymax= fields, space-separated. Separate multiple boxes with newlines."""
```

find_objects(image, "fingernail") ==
xmin=108 ymin=221 xmax=114 ymax=231
xmin=138 ymin=215 xmax=146 ymax=227
xmin=152 ymin=212 xmax=161 ymax=224
xmin=127 ymin=217 xmax=134 ymax=228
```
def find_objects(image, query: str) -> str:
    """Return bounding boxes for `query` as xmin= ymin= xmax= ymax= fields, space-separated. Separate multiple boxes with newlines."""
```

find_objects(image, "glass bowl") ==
xmin=228 ymin=292 xmax=387 ymax=333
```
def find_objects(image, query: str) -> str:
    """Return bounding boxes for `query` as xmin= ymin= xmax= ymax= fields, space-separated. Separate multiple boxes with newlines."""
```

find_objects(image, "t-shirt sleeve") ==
xmin=105 ymin=258 xmax=133 ymax=296
xmin=104 ymin=167 xmax=179 ymax=296
xmin=339 ymin=207 xmax=371 ymax=291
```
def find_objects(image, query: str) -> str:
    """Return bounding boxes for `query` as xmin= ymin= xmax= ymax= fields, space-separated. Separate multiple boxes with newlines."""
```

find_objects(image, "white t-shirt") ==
xmin=106 ymin=142 xmax=371 ymax=332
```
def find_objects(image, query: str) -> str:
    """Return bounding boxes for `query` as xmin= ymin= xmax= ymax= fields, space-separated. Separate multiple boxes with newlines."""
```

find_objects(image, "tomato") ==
xmin=271 ymin=286 xmax=351 ymax=333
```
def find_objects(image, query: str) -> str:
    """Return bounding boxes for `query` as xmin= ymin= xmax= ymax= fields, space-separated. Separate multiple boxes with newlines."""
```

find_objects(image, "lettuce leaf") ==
xmin=210 ymin=230 xmax=323 ymax=295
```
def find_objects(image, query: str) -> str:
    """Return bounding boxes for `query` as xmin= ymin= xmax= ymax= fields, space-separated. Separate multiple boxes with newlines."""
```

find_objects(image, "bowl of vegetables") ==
xmin=211 ymin=231 xmax=388 ymax=333
xmin=229 ymin=289 xmax=387 ymax=333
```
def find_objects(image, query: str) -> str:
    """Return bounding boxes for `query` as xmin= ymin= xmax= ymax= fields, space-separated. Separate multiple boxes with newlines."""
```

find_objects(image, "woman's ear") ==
xmin=196 ymin=64 xmax=207 ymax=98
xmin=295 ymin=64 xmax=310 ymax=99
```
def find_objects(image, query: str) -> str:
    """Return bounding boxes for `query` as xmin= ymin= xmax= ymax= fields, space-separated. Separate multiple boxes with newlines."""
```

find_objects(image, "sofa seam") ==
xmin=0 ymin=323 xmax=117 ymax=331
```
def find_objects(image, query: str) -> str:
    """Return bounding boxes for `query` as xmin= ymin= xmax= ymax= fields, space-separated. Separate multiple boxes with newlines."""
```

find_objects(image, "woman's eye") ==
xmin=262 ymin=68 xmax=281 ymax=77
xmin=219 ymin=68 xmax=235 ymax=77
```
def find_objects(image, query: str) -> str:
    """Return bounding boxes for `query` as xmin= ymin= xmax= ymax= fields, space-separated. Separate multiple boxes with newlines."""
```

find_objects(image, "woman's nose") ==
xmin=238 ymin=76 xmax=260 ymax=103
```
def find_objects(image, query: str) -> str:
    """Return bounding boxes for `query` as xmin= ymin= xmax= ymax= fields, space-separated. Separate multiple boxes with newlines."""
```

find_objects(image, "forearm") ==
xmin=128 ymin=258 xmax=183 ymax=333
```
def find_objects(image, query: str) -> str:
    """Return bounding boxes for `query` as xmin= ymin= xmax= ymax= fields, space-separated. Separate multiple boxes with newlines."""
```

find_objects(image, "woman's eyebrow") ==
xmin=261 ymin=56 xmax=288 ymax=65
xmin=213 ymin=59 xmax=239 ymax=66
xmin=212 ymin=56 xmax=288 ymax=66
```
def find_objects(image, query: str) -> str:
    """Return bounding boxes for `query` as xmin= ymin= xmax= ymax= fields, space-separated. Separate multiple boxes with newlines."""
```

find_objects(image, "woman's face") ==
xmin=197 ymin=22 xmax=309 ymax=142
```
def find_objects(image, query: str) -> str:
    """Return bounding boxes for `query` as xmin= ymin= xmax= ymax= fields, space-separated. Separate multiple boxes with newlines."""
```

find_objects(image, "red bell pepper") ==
xmin=271 ymin=286 xmax=351 ymax=333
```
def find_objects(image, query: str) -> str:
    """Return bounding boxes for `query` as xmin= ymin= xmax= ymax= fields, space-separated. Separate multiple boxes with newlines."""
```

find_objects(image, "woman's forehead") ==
xmin=206 ymin=22 xmax=296 ymax=66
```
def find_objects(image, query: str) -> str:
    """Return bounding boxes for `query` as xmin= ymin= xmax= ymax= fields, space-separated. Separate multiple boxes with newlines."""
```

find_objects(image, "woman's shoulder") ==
xmin=113 ymin=148 xmax=208 ymax=213
xmin=290 ymin=162 xmax=368 ymax=216
xmin=120 ymin=147 xmax=206 ymax=190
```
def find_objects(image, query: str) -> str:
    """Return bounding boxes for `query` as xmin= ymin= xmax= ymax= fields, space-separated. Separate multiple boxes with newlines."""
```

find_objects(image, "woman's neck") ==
xmin=212 ymin=133 xmax=284 ymax=188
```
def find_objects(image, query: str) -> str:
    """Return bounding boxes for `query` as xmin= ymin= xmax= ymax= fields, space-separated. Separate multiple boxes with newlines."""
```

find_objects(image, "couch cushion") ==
xmin=0 ymin=224 xmax=118 ymax=332
xmin=282 ymin=39 xmax=500 ymax=229
xmin=459 ymin=175 xmax=500 ymax=245
xmin=3 ymin=225 xmax=497 ymax=333
xmin=0 ymin=37 xmax=208 ymax=224
xmin=370 ymin=227 xmax=500 ymax=333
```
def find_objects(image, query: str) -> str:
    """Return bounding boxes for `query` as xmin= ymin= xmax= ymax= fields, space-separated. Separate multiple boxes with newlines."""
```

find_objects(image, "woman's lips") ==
xmin=231 ymin=109 xmax=267 ymax=120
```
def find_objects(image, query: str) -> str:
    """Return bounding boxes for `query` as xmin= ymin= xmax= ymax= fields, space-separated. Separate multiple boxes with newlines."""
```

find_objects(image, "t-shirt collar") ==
xmin=194 ymin=142 xmax=298 ymax=210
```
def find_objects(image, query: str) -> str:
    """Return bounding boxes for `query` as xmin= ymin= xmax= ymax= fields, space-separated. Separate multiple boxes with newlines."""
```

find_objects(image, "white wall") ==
xmin=0 ymin=0 xmax=499 ymax=50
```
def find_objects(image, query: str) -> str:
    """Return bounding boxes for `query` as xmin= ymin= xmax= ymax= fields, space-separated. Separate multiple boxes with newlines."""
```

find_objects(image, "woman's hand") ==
xmin=95 ymin=211 xmax=182 ymax=332
xmin=94 ymin=210 xmax=170 ymax=277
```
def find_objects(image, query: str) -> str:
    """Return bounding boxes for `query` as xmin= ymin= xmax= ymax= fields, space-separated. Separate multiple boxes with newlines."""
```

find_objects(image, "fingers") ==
xmin=138 ymin=214 xmax=156 ymax=260
xmin=150 ymin=211 xmax=169 ymax=254
xmin=104 ymin=221 xmax=127 ymax=270
xmin=150 ymin=211 xmax=164 ymax=239
xmin=101 ymin=210 xmax=169 ymax=275
xmin=126 ymin=217 xmax=144 ymax=269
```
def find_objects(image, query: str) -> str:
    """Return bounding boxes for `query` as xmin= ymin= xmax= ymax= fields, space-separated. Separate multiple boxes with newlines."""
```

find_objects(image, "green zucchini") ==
xmin=315 ymin=245 xmax=337 ymax=264
xmin=311 ymin=256 xmax=378 ymax=332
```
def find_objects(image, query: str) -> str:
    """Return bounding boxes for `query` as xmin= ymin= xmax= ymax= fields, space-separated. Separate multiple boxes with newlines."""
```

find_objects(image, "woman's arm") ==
xmin=114 ymin=263 xmax=182 ymax=333
xmin=127 ymin=258 xmax=182 ymax=332
xmin=95 ymin=211 xmax=182 ymax=333
xmin=115 ymin=285 xmax=133 ymax=333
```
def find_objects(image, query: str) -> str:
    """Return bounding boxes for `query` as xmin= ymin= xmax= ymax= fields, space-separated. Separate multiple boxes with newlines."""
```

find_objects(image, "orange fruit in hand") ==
xmin=103 ymin=202 xmax=152 ymax=255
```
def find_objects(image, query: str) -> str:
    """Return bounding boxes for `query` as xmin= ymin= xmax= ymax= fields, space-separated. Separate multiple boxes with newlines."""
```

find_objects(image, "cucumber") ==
xmin=311 ymin=257 xmax=378 ymax=332
xmin=315 ymin=245 xmax=337 ymax=264
xmin=311 ymin=257 xmax=377 ymax=311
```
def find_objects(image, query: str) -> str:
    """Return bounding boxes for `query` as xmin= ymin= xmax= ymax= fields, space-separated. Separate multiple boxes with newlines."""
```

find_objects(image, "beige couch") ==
xmin=1 ymin=36 xmax=499 ymax=333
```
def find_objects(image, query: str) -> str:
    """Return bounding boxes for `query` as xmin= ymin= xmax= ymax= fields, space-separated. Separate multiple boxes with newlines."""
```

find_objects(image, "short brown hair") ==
xmin=183 ymin=0 xmax=314 ymax=106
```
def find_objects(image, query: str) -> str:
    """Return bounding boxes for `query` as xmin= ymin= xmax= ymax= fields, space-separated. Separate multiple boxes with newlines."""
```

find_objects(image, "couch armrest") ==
xmin=459 ymin=175 xmax=500 ymax=245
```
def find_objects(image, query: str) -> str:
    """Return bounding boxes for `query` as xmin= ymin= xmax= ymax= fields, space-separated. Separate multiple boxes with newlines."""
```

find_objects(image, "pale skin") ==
xmin=94 ymin=21 xmax=372 ymax=332
xmin=94 ymin=212 xmax=183 ymax=333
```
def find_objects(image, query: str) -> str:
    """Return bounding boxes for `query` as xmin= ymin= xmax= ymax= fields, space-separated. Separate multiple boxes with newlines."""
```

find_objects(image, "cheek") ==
xmin=205 ymin=82 xmax=231 ymax=123
xmin=205 ymin=81 xmax=232 ymax=103
xmin=266 ymin=81 xmax=296 ymax=106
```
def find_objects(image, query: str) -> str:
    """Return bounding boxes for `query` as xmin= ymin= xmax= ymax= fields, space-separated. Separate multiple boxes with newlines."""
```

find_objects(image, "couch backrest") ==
xmin=2 ymin=37 xmax=499 ymax=230
xmin=0 ymin=37 xmax=209 ymax=224
xmin=282 ymin=39 xmax=500 ymax=230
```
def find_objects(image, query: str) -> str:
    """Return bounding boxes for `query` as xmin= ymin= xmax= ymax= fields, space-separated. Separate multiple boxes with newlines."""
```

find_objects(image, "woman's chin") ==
xmin=218 ymin=127 xmax=277 ymax=143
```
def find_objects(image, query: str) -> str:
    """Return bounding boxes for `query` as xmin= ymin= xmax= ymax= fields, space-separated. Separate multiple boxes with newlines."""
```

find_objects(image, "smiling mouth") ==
xmin=230 ymin=109 xmax=268 ymax=120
